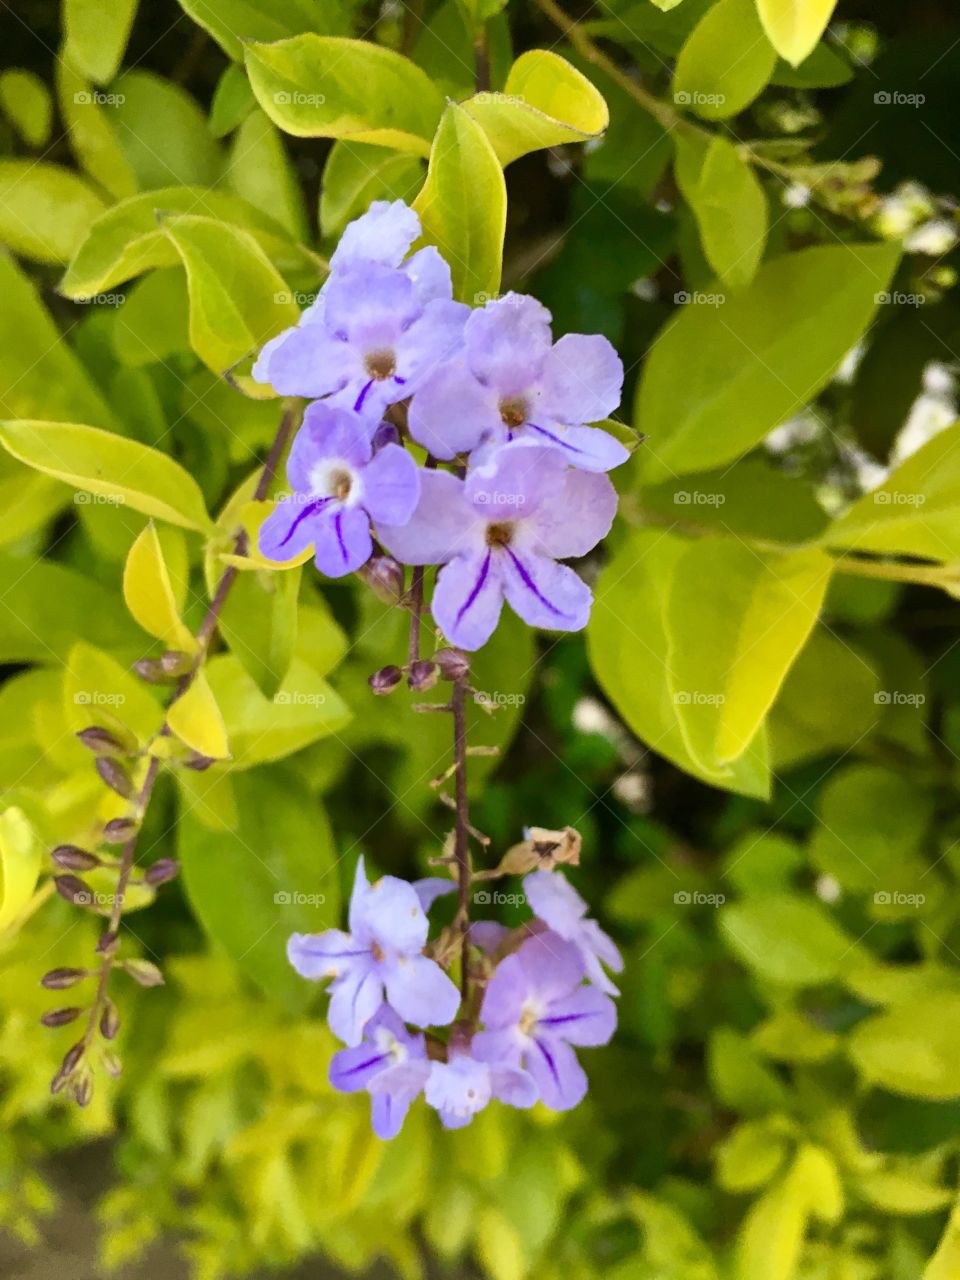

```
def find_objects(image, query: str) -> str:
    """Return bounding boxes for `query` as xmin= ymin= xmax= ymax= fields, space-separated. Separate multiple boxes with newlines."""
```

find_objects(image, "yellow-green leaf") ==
xmin=0 ymin=161 xmax=106 ymax=265
xmin=463 ymin=50 xmax=608 ymax=166
xmin=158 ymin=213 xmax=300 ymax=375
xmin=167 ymin=671 xmax=230 ymax=760
xmin=0 ymin=69 xmax=52 ymax=147
xmin=0 ymin=807 xmax=42 ymax=933
xmin=675 ymin=0 xmax=777 ymax=119
xmin=56 ymin=58 xmax=139 ymax=200
xmin=63 ymin=0 xmax=139 ymax=84
xmin=0 ymin=420 xmax=213 ymax=531
xmin=675 ymin=132 xmax=768 ymax=289
xmin=756 ymin=0 xmax=839 ymax=66
xmin=413 ymin=103 xmax=506 ymax=304
xmin=123 ymin=522 xmax=196 ymax=650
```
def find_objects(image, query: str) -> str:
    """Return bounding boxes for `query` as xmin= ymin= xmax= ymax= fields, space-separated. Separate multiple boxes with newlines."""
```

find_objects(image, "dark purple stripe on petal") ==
xmin=335 ymin=510 xmax=348 ymax=562
xmin=541 ymin=1012 xmax=597 ymax=1030
xmin=354 ymin=378 xmax=375 ymax=412
xmin=278 ymin=497 xmax=332 ymax=548
xmin=533 ymin=1037 xmax=561 ymax=1086
xmin=456 ymin=550 xmax=492 ymax=627
xmin=526 ymin=421 xmax=586 ymax=455
xmin=506 ymin=549 xmax=569 ymax=618
xmin=340 ymin=1052 xmax=389 ymax=1080
xmin=394 ymin=375 xmax=407 ymax=385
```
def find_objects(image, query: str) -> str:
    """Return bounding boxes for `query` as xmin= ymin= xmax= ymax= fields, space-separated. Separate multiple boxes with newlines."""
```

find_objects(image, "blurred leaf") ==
xmin=217 ymin=566 xmax=302 ymax=700
xmin=176 ymin=0 xmax=351 ymax=62
xmin=244 ymin=35 xmax=443 ymax=154
xmin=224 ymin=108 xmax=308 ymax=242
xmin=0 ymin=161 xmax=105 ymax=265
xmin=178 ymin=766 xmax=340 ymax=1010
xmin=0 ymin=555 xmax=138 ymax=662
xmin=0 ymin=420 xmax=213 ymax=531
xmin=709 ymin=1027 xmax=790 ymax=1114
xmin=111 ymin=268 xmax=191 ymax=367
xmin=320 ymin=141 xmax=424 ymax=239
xmin=168 ymin=672 xmax=230 ymax=760
xmin=158 ymin=213 xmax=300 ymax=374
xmin=0 ymin=808 xmax=42 ymax=934
xmin=63 ymin=0 xmax=138 ymax=84
xmin=635 ymin=242 xmax=900 ymax=481
xmin=209 ymin=63 xmax=256 ymax=137
xmin=850 ymin=995 xmax=960 ymax=1098
xmin=111 ymin=71 xmax=222 ymax=189
xmin=123 ymin=522 xmax=195 ymax=650
xmin=925 ymin=1200 xmax=960 ymax=1279
xmin=56 ymin=58 xmax=139 ymax=199
xmin=771 ymin=41 xmax=853 ymax=87
xmin=757 ymin=0 xmax=840 ymax=67
xmin=413 ymin=102 xmax=506 ymax=303
xmin=463 ymin=50 xmax=608 ymax=166
xmin=673 ymin=0 xmax=776 ymax=119
xmin=720 ymin=893 xmax=858 ymax=986
xmin=674 ymin=133 xmax=768 ymax=289
xmin=0 ymin=69 xmax=52 ymax=147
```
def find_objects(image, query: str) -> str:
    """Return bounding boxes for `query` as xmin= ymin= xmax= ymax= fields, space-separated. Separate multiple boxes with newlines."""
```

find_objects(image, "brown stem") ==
xmin=407 ymin=565 xmax=425 ymax=668
xmin=451 ymin=678 xmax=473 ymax=999
xmin=67 ymin=403 xmax=300 ymax=1089
xmin=474 ymin=31 xmax=491 ymax=94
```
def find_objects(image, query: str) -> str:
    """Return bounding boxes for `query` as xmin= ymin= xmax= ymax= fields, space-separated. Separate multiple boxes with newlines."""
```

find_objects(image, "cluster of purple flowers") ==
xmin=254 ymin=200 xmax=625 ymax=650
xmin=288 ymin=859 xmax=622 ymax=1136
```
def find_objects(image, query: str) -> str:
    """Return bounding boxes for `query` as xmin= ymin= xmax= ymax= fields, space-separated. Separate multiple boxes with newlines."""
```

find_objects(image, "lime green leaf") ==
xmin=320 ymin=141 xmax=424 ymax=239
xmin=0 ymin=555 xmax=138 ymax=662
xmin=709 ymin=1027 xmax=790 ymax=1115
xmin=720 ymin=893 xmax=859 ymax=986
xmin=674 ymin=0 xmax=776 ymax=119
xmin=0 ymin=69 xmax=52 ymax=147
xmin=856 ymin=1171 xmax=952 ymax=1216
xmin=825 ymin=422 xmax=960 ymax=562
xmin=675 ymin=133 xmax=768 ymax=289
xmin=925 ymin=1201 xmax=960 ymax=1279
xmin=849 ymin=994 xmax=960 ymax=1098
xmin=0 ymin=420 xmax=213 ymax=531
xmin=111 ymin=268 xmax=190 ymax=367
xmin=168 ymin=672 xmax=230 ymax=760
xmin=413 ymin=102 xmax=506 ymax=304
xmin=206 ymin=654 xmax=350 ymax=768
xmin=123 ymin=522 xmax=195 ymax=650
xmin=158 ymin=213 xmax=300 ymax=375
xmin=771 ymin=41 xmax=853 ymax=87
xmin=716 ymin=1119 xmax=790 ymax=1192
xmin=61 ymin=187 xmax=319 ymax=300
xmin=0 ymin=808 xmax=42 ymax=933
xmin=63 ymin=0 xmax=139 ymax=84
xmin=64 ymin=640 xmax=164 ymax=745
xmin=56 ymin=58 xmax=139 ymax=200
xmin=244 ymin=35 xmax=444 ymax=155
xmin=111 ymin=70 xmax=222 ymax=188
xmin=635 ymin=242 xmax=900 ymax=481
xmin=224 ymin=108 xmax=308 ymax=242
xmin=666 ymin=540 xmax=832 ymax=769
xmin=756 ymin=0 xmax=840 ymax=66
xmin=463 ymin=50 xmax=608 ymax=166
xmin=176 ymin=0 xmax=351 ymax=63
xmin=0 ymin=161 xmax=106 ymax=265
xmin=209 ymin=63 xmax=256 ymax=137
xmin=587 ymin=529 xmax=770 ymax=797
xmin=217 ymin=565 xmax=301 ymax=699
xmin=178 ymin=767 xmax=340 ymax=1009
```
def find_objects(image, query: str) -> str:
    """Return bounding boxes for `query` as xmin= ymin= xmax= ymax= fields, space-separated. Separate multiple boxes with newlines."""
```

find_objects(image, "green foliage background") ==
xmin=2 ymin=0 xmax=960 ymax=1277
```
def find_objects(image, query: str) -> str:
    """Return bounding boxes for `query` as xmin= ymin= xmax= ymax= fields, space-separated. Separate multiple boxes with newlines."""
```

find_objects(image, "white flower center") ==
xmin=309 ymin=458 xmax=361 ymax=507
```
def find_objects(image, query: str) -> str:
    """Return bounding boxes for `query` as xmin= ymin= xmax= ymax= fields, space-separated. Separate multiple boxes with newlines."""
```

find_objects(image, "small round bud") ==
xmin=54 ymin=874 xmax=92 ymax=906
xmin=102 ymin=817 xmax=137 ymax=845
xmin=41 ymin=968 xmax=88 ymax=990
xmin=52 ymin=844 xmax=100 ymax=871
xmin=51 ymin=1042 xmax=85 ymax=1093
xmin=160 ymin=649 xmax=193 ymax=677
xmin=40 ymin=1007 xmax=82 ymax=1028
xmin=134 ymin=658 xmax=170 ymax=684
xmin=102 ymin=1050 xmax=123 ymax=1078
xmin=95 ymin=757 xmax=134 ymax=799
xmin=100 ymin=999 xmax=120 ymax=1040
xmin=183 ymin=753 xmax=215 ymax=772
xmin=408 ymin=660 xmax=438 ymax=691
xmin=76 ymin=726 xmax=126 ymax=756
xmin=434 ymin=648 xmax=470 ymax=682
xmin=145 ymin=858 xmax=180 ymax=886
xmin=73 ymin=1073 xmax=94 ymax=1107
xmin=124 ymin=958 xmax=164 ymax=988
xmin=368 ymin=665 xmax=403 ymax=696
xmin=371 ymin=422 xmax=402 ymax=451
xmin=359 ymin=554 xmax=405 ymax=604
xmin=96 ymin=930 xmax=119 ymax=955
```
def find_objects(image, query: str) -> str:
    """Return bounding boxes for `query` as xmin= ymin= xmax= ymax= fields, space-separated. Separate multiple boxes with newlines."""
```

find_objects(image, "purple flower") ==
xmin=377 ymin=444 xmax=618 ymax=650
xmin=423 ymin=1046 xmax=537 ymax=1129
xmin=524 ymin=870 xmax=623 ymax=996
xmin=329 ymin=1004 xmax=429 ymax=1139
xmin=288 ymin=857 xmax=461 ymax=1045
xmin=258 ymin=402 xmax=419 ymax=578
xmin=407 ymin=292 xmax=627 ymax=471
xmin=473 ymin=932 xmax=616 ymax=1111
xmin=252 ymin=202 xmax=466 ymax=415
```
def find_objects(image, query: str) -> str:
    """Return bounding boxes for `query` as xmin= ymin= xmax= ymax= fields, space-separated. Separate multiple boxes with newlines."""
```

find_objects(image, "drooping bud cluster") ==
xmin=254 ymin=200 xmax=627 ymax=651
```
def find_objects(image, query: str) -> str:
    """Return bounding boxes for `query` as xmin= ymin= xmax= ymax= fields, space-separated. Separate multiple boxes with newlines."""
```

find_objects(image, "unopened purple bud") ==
xmin=134 ymin=657 xmax=171 ymax=684
xmin=73 ymin=1073 xmax=94 ymax=1107
xmin=51 ymin=1042 xmax=85 ymax=1093
xmin=102 ymin=817 xmax=137 ymax=845
xmin=96 ymin=757 xmax=134 ymax=798
xmin=76 ymin=726 xmax=126 ymax=756
xmin=41 ymin=1006 xmax=82 ymax=1027
xmin=41 ymin=968 xmax=88 ymax=990
xmin=52 ymin=845 xmax=100 ymax=871
xmin=102 ymin=1050 xmax=123 ymax=1078
xmin=55 ymin=875 xmax=92 ymax=907
xmin=434 ymin=648 xmax=470 ymax=682
xmin=124 ymin=958 xmax=164 ymax=988
xmin=183 ymin=753 xmax=215 ymax=772
xmin=160 ymin=650 xmax=193 ymax=677
xmin=100 ymin=999 xmax=120 ymax=1040
xmin=359 ymin=554 xmax=405 ymax=604
xmin=369 ymin=665 xmax=403 ymax=696
xmin=96 ymin=930 xmax=119 ymax=955
xmin=372 ymin=421 xmax=402 ymax=451
xmin=145 ymin=858 xmax=180 ymax=886
xmin=408 ymin=660 xmax=438 ymax=691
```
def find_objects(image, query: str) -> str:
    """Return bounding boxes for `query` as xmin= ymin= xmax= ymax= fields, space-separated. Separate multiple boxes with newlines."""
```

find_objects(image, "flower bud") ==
xmin=72 ymin=1072 xmax=94 ymax=1107
xmin=102 ymin=817 xmax=137 ymax=844
xmin=124 ymin=958 xmax=164 ymax=988
xmin=40 ymin=1006 xmax=82 ymax=1027
xmin=434 ymin=648 xmax=470 ymax=682
xmin=41 ymin=968 xmax=88 ymax=990
xmin=134 ymin=657 xmax=171 ymax=684
xmin=54 ymin=875 xmax=92 ymax=906
xmin=160 ymin=649 xmax=194 ymax=677
xmin=371 ymin=422 xmax=401 ymax=451
xmin=100 ymin=999 xmax=120 ymax=1040
xmin=369 ymin=665 xmax=403 ymax=695
xmin=76 ymin=726 xmax=127 ymax=756
xmin=51 ymin=1042 xmax=85 ymax=1093
xmin=145 ymin=858 xmax=180 ymax=886
xmin=96 ymin=930 xmax=119 ymax=955
xmin=52 ymin=844 xmax=100 ymax=871
xmin=359 ymin=554 xmax=405 ymax=604
xmin=96 ymin=757 xmax=134 ymax=799
xmin=102 ymin=1050 xmax=123 ymax=1078
xmin=183 ymin=753 xmax=216 ymax=771
xmin=408 ymin=660 xmax=438 ymax=691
